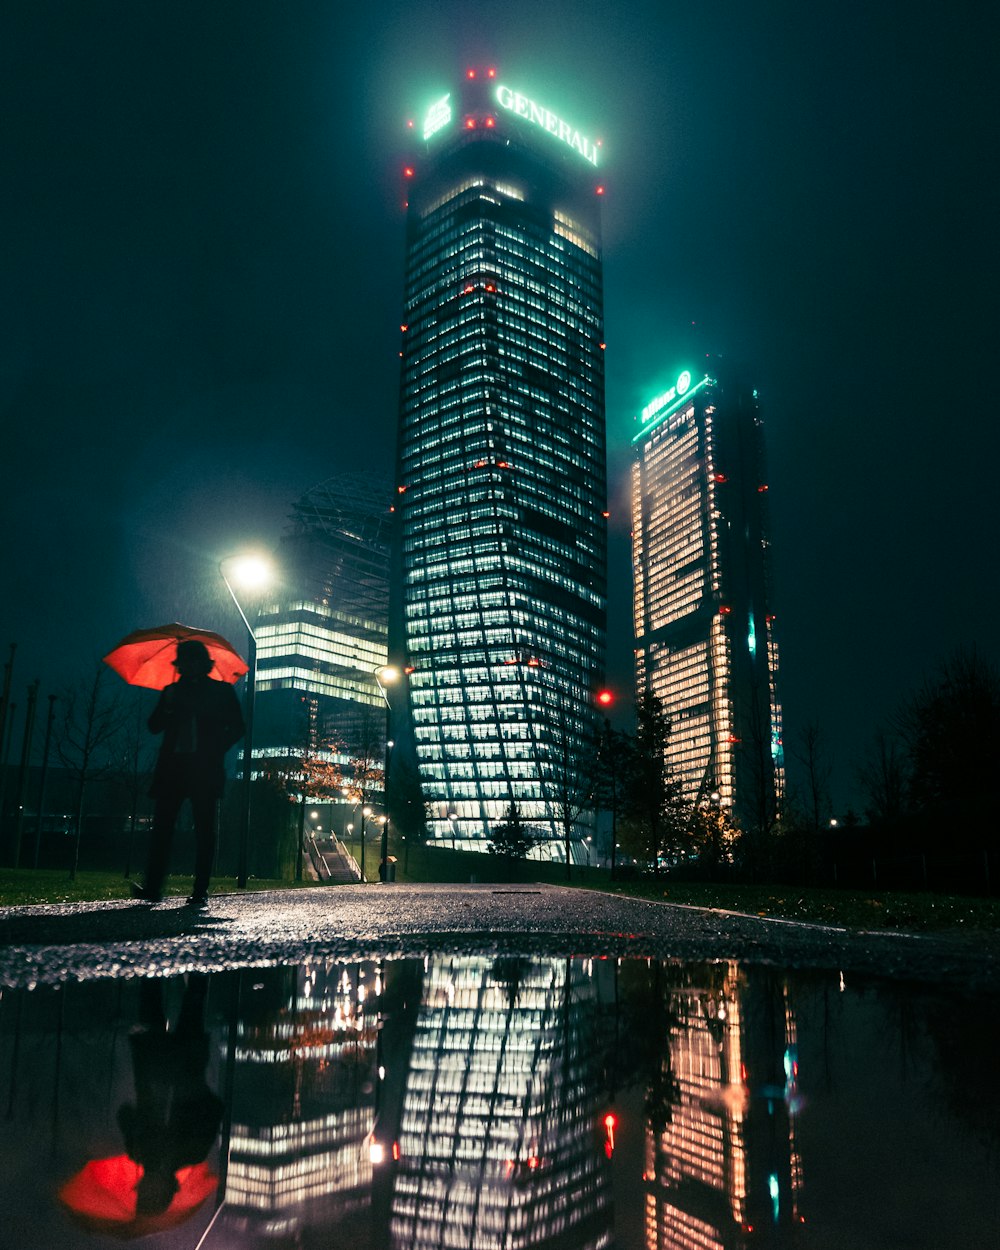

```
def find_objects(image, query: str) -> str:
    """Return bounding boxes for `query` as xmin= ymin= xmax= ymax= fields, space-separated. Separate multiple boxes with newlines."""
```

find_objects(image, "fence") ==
xmin=825 ymin=848 xmax=995 ymax=895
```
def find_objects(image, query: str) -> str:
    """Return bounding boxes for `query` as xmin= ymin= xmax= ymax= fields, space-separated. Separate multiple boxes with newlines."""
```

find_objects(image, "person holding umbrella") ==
xmin=132 ymin=638 xmax=245 ymax=905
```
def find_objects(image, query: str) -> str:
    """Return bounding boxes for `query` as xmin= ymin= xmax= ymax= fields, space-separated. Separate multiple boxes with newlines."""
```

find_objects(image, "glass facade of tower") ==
xmin=392 ymin=75 xmax=607 ymax=851
xmin=631 ymin=370 xmax=783 ymax=831
xmin=254 ymin=470 xmax=392 ymax=780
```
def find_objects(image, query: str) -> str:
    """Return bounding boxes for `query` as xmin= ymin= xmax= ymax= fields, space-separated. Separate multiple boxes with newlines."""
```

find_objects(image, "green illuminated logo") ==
xmin=495 ymin=84 xmax=599 ymax=166
xmin=641 ymin=370 xmax=693 ymax=424
xmin=423 ymin=93 xmax=452 ymax=140
xmin=633 ymin=371 xmax=712 ymax=443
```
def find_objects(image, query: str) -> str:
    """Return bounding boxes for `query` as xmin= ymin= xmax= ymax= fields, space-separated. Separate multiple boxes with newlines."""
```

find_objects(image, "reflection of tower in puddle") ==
xmin=389 ymin=955 xmax=613 ymax=1249
xmin=223 ymin=961 xmax=380 ymax=1239
xmin=644 ymin=963 xmax=803 ymax=1248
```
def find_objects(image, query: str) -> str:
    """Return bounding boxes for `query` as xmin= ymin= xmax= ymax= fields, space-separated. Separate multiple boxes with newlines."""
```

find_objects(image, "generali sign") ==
xmin=495 ymin=84 xmax=599 ymax=167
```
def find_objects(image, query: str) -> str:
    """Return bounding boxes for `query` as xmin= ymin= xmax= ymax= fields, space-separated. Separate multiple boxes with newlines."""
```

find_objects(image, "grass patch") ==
xmin=3 ymin=861 xmax=998 ymax=940
xmin=591 ymin=880 xmax=1000 ymax=935
xmin=0 ymin=869 xmax=322 ymax=908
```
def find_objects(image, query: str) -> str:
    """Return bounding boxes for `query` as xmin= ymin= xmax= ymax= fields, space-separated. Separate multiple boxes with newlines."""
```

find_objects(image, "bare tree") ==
xmin=857 ymin=729 xmax=909 ymax=827
xmin=621 ymin=693 xmax=688 ymax=873
xmin=110 ymin=690 xmax=156 ymax=878
xmin=894 ymin=646 xmax=1000 ymax=846
xmin=258 ymin=699 xmax=345 ymax=881
xmin=56 ymin=664 xmax=127 ymax=879
xmin=791 ymin=720 xmax=832 ymax=833
xmin=343 ymin=706 xmax=385 ymax=881
xmin=544 ymin=700 xmax=597 ymax=879
xmin=593 ymin=720 xmax=629 ymax=878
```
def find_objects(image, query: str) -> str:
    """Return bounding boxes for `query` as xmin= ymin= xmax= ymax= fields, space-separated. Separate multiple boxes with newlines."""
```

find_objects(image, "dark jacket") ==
xmin=148 ymin=676 xmax=244 ymax=799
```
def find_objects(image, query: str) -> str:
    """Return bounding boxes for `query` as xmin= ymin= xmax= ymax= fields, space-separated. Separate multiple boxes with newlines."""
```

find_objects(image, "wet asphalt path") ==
xmin=1 ymin=883 xmax=997 ymax=994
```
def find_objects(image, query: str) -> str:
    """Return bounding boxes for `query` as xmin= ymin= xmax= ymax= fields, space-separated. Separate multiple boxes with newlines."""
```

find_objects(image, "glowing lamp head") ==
xmin=377 ymin=665 xmax=401 ymax=685
xmin=226 ymin=553 xmax=273 ymax=593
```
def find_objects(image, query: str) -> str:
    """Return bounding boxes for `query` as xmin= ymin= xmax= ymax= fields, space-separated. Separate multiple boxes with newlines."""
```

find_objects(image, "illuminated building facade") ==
xmin=254 ymin=471 xmax=393 ymax=778
xmin=388 ymin=955 xmax=613 ymax=1249
xmin=631 ymin=368 xmax=784 ymax=831
xmin=391 ymin=70 xmax=608 ymax=851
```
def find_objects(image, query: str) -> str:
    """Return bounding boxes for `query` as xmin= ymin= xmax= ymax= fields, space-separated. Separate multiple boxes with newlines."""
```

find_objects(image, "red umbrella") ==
xmin=58 ymin=1154 xmax=217 ymax=1238
xmin=103 ymin=623 xmax=249 ymax=691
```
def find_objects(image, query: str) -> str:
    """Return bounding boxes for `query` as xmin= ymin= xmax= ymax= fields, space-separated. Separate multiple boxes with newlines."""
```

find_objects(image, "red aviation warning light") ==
xmin=597 ymin=689 xmax=613 ymax=707
xmin=602 ymin=1112 xmax=617 ymax=1157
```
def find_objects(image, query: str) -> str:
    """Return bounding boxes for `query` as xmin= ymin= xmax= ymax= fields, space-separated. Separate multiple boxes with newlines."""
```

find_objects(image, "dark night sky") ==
xmin=2 ymin=1 xmax=998 ymax=811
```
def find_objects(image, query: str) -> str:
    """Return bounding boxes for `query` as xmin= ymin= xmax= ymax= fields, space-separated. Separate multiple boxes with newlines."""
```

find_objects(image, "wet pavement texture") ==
xmin=2 ymin=883 xmax=998 ymax=995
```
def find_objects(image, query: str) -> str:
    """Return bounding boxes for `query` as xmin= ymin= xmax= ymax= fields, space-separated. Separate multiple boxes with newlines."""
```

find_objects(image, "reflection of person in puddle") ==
xmin=117 ymin=975 xmax=223 ymax=1215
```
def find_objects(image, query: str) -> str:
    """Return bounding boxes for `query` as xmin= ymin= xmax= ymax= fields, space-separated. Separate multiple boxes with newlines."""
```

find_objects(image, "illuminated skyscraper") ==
xmin=391 ymin=70 xmax=608 ymax=851
xmin=631 ymin=367 xmax=784 ymax=831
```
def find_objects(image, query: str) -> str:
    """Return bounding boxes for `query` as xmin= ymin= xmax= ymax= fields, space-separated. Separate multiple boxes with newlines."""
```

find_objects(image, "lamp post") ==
xmin=361 ymin=805 xmax=372 ymax=879
xmin=374 ymin=665 xmax=399 ymax=880
xmin=220 ymin=552 xmax=273 ymax=889
xmin=596 ymin=690 xmax=620 ymax=881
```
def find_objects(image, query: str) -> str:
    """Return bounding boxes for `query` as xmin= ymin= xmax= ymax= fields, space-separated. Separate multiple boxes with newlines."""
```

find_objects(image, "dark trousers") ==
xmin=145 ymin=777 xmax=218 ymax=899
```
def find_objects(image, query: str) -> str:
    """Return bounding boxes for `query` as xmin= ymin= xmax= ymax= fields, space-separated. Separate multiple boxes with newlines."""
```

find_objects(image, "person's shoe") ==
xmin=130 ymin=881 xmax=161 ymax=903
xmin=185 ymin=893 xmax=209 ymax=908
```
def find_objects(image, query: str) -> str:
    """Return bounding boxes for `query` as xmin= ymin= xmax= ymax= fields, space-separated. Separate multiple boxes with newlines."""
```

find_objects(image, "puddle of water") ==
xmin=1 ymin=957 xmax=998 ymax=1248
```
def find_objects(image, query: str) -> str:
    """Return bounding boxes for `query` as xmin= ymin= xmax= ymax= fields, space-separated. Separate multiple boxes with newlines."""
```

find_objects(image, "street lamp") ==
xmin=220 ymin=551 xmax=273 ymax=888
xmin=374 ymin=665 xmax=399 ymax=880
xmin=361 ymin=805 xmax=372 ymax=879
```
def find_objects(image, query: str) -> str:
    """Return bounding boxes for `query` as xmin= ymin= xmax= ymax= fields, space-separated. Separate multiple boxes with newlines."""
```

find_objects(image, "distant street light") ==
xmin=220 ymin=551 xmax=274 ymax=888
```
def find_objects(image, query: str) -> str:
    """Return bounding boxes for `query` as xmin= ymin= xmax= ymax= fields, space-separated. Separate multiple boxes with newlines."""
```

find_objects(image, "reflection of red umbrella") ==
xmin=103 ymin=623 xmax=248 ymax=690
xmin=58 ymin=1154 xmax=217 ymax=1238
